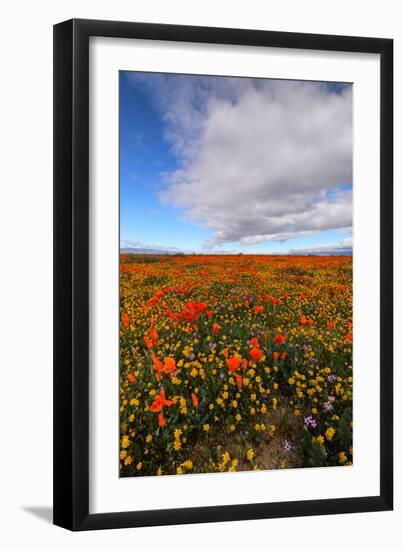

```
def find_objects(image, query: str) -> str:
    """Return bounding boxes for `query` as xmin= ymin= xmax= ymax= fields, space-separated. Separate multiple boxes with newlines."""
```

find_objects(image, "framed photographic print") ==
xmin=53 ymin=19 xmax=393 ymax=530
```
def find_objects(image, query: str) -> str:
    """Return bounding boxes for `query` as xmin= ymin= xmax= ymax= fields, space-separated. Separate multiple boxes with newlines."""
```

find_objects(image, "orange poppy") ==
xmin=250 ymin=348 xmax=263 ymax=362
xmin=144 ymin=336 xmax=153 ymax=349
xmin=149 ymin=389 xmax=174 ymax=412
xmin=213 ymin=322 xmax=221 ymax=335
xmin=226 ymin=356 xmax=241 ymax=373
xmin=191 ymin=392 xmax=199 ymax=407
xmin=163 ymin=357 xmax=176 ymax=375
xmin=273 ymin=334 xmax=286 ymax=345
xmin=254 ymin=305 xmax=264 ymax=315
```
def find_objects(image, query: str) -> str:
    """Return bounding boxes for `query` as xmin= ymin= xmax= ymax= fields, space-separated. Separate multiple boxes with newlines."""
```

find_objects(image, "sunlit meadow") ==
xmin=119 ymin=254 xmax=352 ymax=477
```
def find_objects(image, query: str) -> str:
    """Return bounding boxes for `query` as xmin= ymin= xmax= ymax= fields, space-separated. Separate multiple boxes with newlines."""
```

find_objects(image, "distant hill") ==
xmin=120 ymin=247 xmax=180 ymax=255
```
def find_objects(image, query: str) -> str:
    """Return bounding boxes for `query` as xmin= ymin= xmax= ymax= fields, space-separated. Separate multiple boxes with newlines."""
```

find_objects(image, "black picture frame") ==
xmin=53 ymin=18 xmax=393 ymax=531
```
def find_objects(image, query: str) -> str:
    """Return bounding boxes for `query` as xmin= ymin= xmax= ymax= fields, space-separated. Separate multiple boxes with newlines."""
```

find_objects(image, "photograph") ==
xmin=119 ymin=71 xmax=353 ymax=477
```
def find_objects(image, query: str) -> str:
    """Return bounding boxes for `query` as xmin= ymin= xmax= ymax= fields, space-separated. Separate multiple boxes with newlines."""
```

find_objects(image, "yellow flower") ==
xmin=136 ymin=462 xmax=142 ymax=470
xmin=235 ymin=413 xmax=241 ymax=421
xmin=120 ymin=450 xmax=127 ymax=460
xmin=146 ymin=434 xmax=153 ymax=443
xmin=338 ymin=451 xmax=347 ymax=464
xmin=325 ymin=427 xmax=335 ymax=441
xmin=182 ymin=460 xmax=193 ymax=469
xmin=121 ymin=436 xmax=130 ymax=449
xmin=176 ymin=466 xmax=183 ymax=475
xmin=203 ymin=424 xmax=210 ymax=432
xmin=124 ymin=455 xmax=132 ymax=466
xmin=246 ymin=448 xmax=254 ymax=461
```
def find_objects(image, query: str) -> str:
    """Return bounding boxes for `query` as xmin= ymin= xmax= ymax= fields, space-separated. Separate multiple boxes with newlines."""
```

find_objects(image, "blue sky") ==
xmin=120 ymin=72 xmax=352 ymax=255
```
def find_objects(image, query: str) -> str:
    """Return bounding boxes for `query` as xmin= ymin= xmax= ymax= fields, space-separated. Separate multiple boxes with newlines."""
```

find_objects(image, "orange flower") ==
xmin=281 ymin=352 xmax=287 ymax=361
xmin=327 ymin=320 xmax=337 ymax=330
xmin=122 ymin=312 xmax=129 ymax=328
xmin=191 ymin=392 xmax=199 ymax=407
xmin=273 ymin=351 xmax=279 ymax=361
xmin=127 ymin=373 xmax=136 ymax=383
xmin=273 ymin=333 xmax=286 ymax=345
xmin=149 ymin=389 xmax=174 ymax=412
xmin=254 ymin=305 xmax=264 ymax=315
xmin=249 ymin=337 xmax=259 ymax=347
xmin=250 ymin=347 xmax=263 ymax=362
xmin=151 ymin=352 xmax=163 ymax=379
xmin=236 ymin=375 xmax=243 ymax=389
xmin=226 ymin=356 xmax=241 ymax=373
xmin=213 ymin=322 xmax=221 ymax=335
xmin=163 ymin=357 xmax=176 ymax=375
xmin=144 ymin=336 xmax=153 ymax=349
xmin=206 ymin=310 xmax=213 ymax=319
xmin=345 ymin=332 xmax=352 ymax=342
xmin=242 ymin=358 xmax=249 ymax=370
xmin=158 ymin=412 xmax=166 ymax=426
xmin=148 ymin=328 xmax=158 ymax=345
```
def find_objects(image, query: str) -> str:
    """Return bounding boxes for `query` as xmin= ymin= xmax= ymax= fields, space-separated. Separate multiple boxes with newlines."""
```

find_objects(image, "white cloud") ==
xmin=127 ymin=74 xmax=352 ymax=248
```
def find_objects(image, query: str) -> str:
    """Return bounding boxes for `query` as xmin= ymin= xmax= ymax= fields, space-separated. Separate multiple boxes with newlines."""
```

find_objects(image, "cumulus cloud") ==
xmin=127 ymin=73 xmax=352 ymax=249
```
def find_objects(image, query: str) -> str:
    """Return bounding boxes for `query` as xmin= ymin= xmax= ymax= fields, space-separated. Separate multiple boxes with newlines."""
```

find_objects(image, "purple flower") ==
xmin=189 ymin=353 xmax=195 ymax=360
xmin=261 ymin=393 xmax=268 ymax=399
xmin=324 ymin=400 xmax=333 ymax=411
xmin=304 ymin=415 xmax=317 ymax=428
xmin=327 ymin=374 xmax=337 ymax=382
xmin=283 ymin=440 xmax=292 ymax=452
xmin=219 ymin=373 xmax=225 ymax=379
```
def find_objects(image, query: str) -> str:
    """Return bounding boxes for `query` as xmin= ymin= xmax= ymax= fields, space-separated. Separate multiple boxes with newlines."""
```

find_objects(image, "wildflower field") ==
xmin=120 ymin=254 xmax=353 ymax=477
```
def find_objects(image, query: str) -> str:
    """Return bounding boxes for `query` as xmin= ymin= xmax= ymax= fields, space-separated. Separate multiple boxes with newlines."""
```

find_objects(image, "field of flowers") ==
xmin=120 ymin=254 xmax=352 ymax=477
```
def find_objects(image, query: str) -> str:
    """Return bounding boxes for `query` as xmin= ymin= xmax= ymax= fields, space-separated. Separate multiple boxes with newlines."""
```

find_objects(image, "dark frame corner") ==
xmin=53 ymin=18 xmax=393 ymax=531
